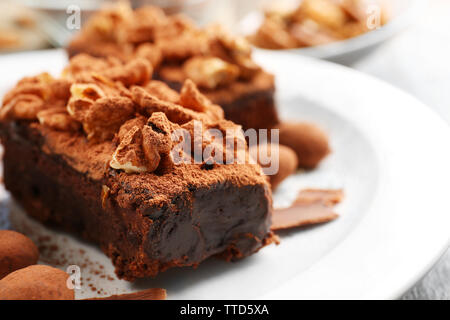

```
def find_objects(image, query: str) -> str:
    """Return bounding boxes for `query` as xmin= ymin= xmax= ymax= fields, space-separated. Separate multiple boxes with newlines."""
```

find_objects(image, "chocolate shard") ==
xmin=272 ymin=189 xmax=343 ymax=231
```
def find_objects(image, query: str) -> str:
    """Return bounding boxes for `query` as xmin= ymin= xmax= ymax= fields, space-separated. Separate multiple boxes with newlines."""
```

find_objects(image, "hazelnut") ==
xmin=0 ymin=230 xmax=39 ymax=279
xmin=275 ymin=122 xmax=330 ymax=169
xmin=249 ymin=143 xmax=298 ymax=189
xmin=0 ymin=265 xmax=74 ymax=300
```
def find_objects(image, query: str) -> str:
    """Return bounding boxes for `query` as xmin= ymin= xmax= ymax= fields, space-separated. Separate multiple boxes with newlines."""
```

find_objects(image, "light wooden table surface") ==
xmin=353 ymin=0 xmax=450 ymax=300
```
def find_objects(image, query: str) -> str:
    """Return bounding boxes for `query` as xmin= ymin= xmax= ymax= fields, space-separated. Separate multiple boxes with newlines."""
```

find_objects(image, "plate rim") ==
xmin=241 ymin=0 xmax=426 ymax=59
xmin=254 ymin=50 xmax=450 ymax=299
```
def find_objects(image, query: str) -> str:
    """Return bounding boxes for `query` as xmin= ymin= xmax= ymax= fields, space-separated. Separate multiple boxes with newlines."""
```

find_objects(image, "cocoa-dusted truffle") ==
xmin=275 ymin=122 xmax=330 ymax=169
xmin=0 ymin=265 xmax=74 ymax=300
xmin=0 ymin=230 xmax=39 ymax=279
xmin=250 ymin=143 xmax=298 ymax=190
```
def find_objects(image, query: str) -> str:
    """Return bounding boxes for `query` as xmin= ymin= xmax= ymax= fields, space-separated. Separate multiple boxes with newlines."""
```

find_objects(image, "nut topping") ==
xmin=37 ymin=107 xmax=80 ymax=132
xmin=110 ymin=113 xmax=173 ymax=173
xmin=0 ymin=53 xmax=243 ymax=177
xmin=182 ymin=57 xmax=239 ymax=89
xmin=0 ymin=94 xmax=44 ymax=120
xmin=83 ymin=96 xmax=135 ymax=141
xmin=110 ymin=125 xmax=148 ymax=173
xmin=178 ymin=79 xmax=211 ymax=112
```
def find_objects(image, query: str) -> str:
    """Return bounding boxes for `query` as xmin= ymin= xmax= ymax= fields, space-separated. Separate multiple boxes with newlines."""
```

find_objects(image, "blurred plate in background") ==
xmin=239 ymin=0 xmax=425 ymax=65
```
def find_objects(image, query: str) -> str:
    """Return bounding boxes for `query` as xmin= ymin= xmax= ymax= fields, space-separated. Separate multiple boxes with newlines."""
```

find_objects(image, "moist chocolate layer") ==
xmin=0 ymin=121 xmax=272 ymax=280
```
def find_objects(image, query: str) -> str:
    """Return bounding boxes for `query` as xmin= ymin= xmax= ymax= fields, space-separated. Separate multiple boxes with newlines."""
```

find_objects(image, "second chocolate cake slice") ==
xmin=0 ymin=54 xmax=274 ymax=280
xmin=67 ymin=4 xmax=280 ymax=130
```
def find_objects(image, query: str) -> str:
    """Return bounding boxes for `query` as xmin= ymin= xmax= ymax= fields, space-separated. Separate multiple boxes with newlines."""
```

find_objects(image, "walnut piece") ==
xmin=64 ymin=55 xmax=151 ymax=88
xmin=102 ymin=58 xmax=152 ymax=87
xmin=110 ymin=113 xmax=174 ymax=173
xmin=2 ymin=73 xmax=52 ymax=106
xmin=142 ymin=112 xmax=173 ymax=171
xmin=294 ymin=0 xmax=347 ymax=29
xmin=134 ymin=43 xmax=163 ymax=69
xmin=157 ymin=31 xmax=209 ymax=61
xmin=69 ymin=83 xmax=105 ymax=101
xmin=250 ymin=18 xmax=298 ymax=49
xmin=207 ymin=25 xmax=261 ymax=79
xmin=117 ymin=116 xmax=146 ymax=141
xmin=178 ymin=79 xmax=210 ymax=112
xmin=67 ymin=83 xmax=135 ymax=141
xmin=67 ymin=83 xmax=104 ymax=122
xmin=182 ymin=56 xmax=239 ymax=89
xmin=0 ymin=73 xmax=73 ymax=123
xmin=63 ymin=54 xmax=118 ymax=81
xmin=143 ymin=81 xmax=179 ymax=103
xmin=83 ymin=96 xmax=135 ymax=141
xmin=178 ymin=79 xmax=225 ymax=122
xmin=37 ymin=107 xmax=80 ymax=131
xmin=132 ymin=86 xmax=199 ymax=125
xmin=110 ymin=125 xmax=148 ymax=173
xmin=0 ymin=94 xmax=44 ymax=120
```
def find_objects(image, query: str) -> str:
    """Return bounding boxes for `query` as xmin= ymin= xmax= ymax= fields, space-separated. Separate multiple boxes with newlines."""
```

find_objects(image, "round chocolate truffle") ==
xmin=0 ymin=230 xmax=39 ymax=279
xmin=250 ymin=143 xmax=299 ymax=190
xmin=275 ymin=122 xmax=330 ymax=169
xmin=0 ymin=265 xmax=74 ymax=300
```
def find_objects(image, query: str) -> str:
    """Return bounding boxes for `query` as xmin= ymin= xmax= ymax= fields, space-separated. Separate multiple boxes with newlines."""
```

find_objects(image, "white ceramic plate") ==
xmin=239 ymin=0 xmax=426 ymax=64
xmin=0 ymin=49 xmax=449 ymax=299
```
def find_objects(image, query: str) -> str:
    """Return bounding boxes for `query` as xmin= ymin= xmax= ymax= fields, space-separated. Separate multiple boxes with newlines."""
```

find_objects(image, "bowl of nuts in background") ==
xmin=238 ymin=0 xmax=425 ymax=65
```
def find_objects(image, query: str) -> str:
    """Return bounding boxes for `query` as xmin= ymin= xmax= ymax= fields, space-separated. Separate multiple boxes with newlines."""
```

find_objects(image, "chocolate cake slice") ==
xmin=66 ymin=3 xmax=279 ymax=130
xmin=0 ymin=54 xmax=273 ymax=280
